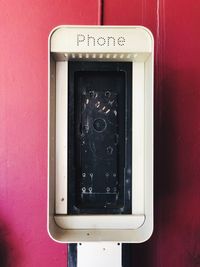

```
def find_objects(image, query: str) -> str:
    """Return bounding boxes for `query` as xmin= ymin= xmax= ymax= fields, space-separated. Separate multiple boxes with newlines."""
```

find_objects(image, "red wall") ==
xmin=0 ymin=0 xmax=200 ymax=266
xmin=105 ymin=1 xmax=200 ymax=266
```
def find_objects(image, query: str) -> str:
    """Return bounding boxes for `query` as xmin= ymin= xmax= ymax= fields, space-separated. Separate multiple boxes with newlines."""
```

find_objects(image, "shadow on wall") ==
xmin=130 ymin=66 xmax=179 ymax=266
xmin=0 ymin=218 xmax=20 ymax=267
xmin=130 ymin=67 xmax=200 ymax=265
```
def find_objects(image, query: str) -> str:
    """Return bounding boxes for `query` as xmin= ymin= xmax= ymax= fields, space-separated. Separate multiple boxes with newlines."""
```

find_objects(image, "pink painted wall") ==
xmin=0 ymin=1 xmax=98 ymax=266
xmin=105 ymin=0 xmax=200 ymax=266
xmin=1 ymin=0 xmax=200 ymax=266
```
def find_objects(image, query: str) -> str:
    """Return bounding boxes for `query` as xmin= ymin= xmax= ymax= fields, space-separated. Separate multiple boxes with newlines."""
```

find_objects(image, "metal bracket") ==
xmin=68 ymin=243 xmax=131 ymax=267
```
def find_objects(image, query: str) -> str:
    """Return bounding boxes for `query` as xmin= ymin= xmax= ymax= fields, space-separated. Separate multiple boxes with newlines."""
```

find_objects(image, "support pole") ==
xmin=68 ymin=243 xmax=131 ymax=267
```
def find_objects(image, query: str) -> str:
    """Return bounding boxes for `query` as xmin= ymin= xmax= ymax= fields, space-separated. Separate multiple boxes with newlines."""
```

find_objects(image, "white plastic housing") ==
xmin=48 ymin=26 xmax=154 ymax=243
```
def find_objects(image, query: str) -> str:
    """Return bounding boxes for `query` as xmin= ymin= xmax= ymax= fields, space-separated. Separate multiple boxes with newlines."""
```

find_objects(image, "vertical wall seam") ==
xmin=98 ymin=0 xmax=104 ymax=25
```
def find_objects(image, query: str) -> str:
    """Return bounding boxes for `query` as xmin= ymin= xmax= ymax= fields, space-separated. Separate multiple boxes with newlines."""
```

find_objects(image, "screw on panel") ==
xmin=82 ymin=187 xmax=86 ymax=193
xmin=88 ymin=187 xmax=92 ymax=193
xmin=105 ymin=91 xmax=111 ymax=98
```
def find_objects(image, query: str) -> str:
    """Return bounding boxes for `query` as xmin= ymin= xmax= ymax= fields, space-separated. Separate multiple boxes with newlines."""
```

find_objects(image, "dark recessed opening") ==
xmin=68 ymin=61 xmax=132 ymax=214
